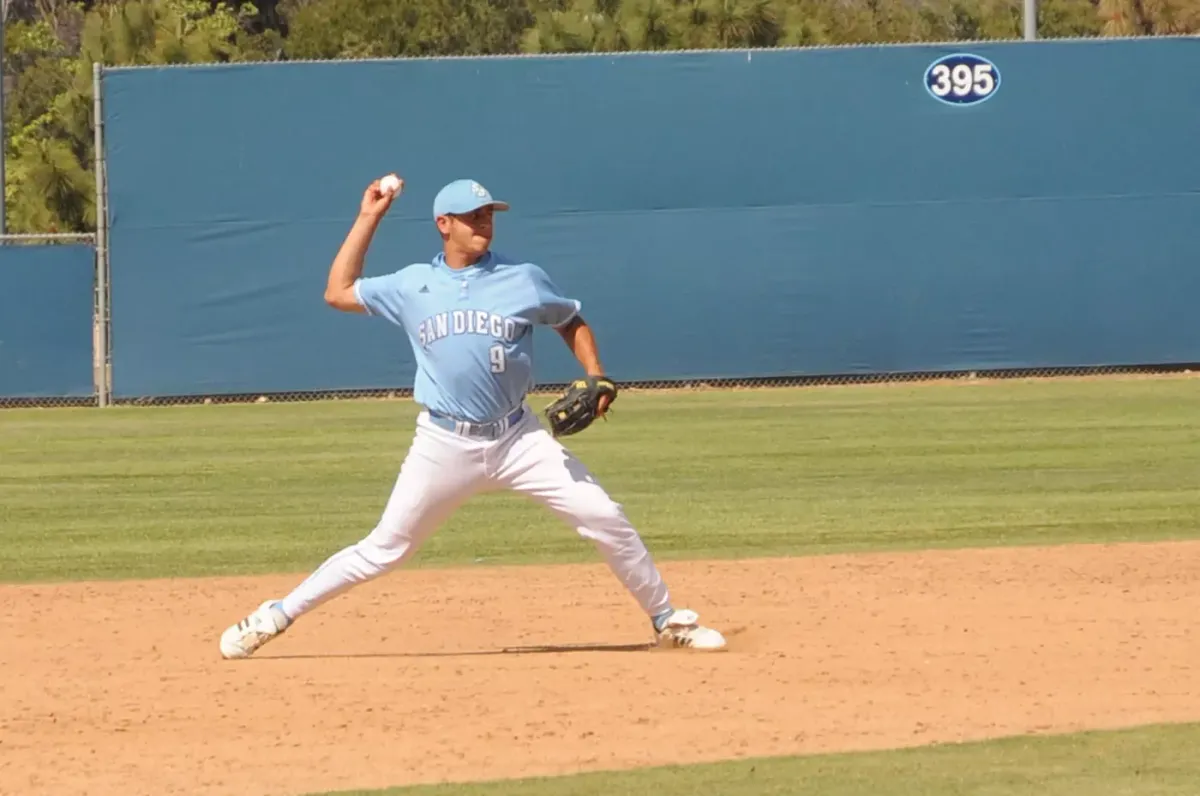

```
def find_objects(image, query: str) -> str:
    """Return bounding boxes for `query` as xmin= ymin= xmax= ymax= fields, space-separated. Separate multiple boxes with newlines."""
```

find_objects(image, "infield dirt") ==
xmin=3 ymin=540 xmax=1198 ymax=795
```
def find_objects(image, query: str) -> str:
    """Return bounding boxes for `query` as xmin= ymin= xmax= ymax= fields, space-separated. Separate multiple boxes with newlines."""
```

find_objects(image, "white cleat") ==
xmin=655 ymin=609 xmax=727 ymax=651
xmin=219 ymin=600 xmax=291 ymax=659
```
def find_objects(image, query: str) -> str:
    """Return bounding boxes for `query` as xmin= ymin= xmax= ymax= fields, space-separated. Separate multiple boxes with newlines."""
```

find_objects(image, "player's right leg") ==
xmin=218 ymin=415 xmax=490 ymax=659
xmin=493 ymin=412 xmax=726 ymax=651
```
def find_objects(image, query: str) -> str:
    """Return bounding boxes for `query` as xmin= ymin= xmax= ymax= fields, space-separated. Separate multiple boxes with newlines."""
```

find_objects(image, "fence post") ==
xmin=92 ymin=61 xmax=112 ymax=408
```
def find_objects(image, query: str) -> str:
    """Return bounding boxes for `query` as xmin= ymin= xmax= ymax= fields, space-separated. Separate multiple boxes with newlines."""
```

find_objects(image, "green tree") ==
xmin=1100 ymin=0 xmax=1200 ymax=34
xmin=4 ymin=15 xmax=89 ymax=232
xmin=7 ymin=136 xmax=95 ymax=232
xmin=1035 ymin=0 xmax=1104 ymax=36
xmin=4 ymin=0 xmax=273 ymax=233
xmin=522 ymin=0 xmax=780 ymax=52
xmin=522 ymin=0 xmax=651 ymax=52
xmin=281 ymin=0 xmax=533 ymax=59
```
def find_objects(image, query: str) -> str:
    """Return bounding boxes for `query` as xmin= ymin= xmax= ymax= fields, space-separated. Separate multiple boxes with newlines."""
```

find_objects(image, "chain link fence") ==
xmin=3 ymin=230 xmax=1197 ymax=410
xmin=42 ymin=364 xmax=1192 ymax=409
xmin=0 ymin=396 xmax=99 ymax=408
xmin=14 ymin=369 xmax=1200 ymax=410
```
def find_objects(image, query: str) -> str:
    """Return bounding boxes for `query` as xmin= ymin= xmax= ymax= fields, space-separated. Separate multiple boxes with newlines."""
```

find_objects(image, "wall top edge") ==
xmin=97 ymin=34 xmax=1199 ymax=73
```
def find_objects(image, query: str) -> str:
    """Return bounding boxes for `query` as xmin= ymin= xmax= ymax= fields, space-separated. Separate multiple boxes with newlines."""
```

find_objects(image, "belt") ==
xmin=426 ymin=405 xmax=525 ymax=440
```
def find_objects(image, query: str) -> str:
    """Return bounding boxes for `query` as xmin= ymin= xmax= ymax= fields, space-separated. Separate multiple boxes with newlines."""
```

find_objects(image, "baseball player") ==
xmin=218 ymin=176 xmax=726 ymax=658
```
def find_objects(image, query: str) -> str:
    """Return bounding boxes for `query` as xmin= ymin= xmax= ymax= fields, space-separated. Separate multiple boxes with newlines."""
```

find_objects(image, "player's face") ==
xmin=440 ymin=206 xmax=494 ymax=256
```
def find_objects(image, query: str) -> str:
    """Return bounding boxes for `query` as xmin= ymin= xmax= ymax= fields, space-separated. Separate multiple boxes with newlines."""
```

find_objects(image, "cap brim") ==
xmin=436 ymin=200 xmax=510 ymax=218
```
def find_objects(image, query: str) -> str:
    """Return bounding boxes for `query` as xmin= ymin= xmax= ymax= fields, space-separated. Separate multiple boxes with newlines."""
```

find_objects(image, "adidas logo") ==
xmin=419 ymin=285 xmax=429 ymax=293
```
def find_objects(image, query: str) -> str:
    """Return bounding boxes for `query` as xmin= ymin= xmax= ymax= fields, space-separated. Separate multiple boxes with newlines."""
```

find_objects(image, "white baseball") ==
xmin=380 ymin=174 xmax=402 ymax=195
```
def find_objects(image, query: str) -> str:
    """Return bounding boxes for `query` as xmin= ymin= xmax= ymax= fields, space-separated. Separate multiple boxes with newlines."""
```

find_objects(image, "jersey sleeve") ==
xmin=529 ymin=265 xmax=582 ymax=328
xmin=352 ymin=271 xmax=407 ymax=326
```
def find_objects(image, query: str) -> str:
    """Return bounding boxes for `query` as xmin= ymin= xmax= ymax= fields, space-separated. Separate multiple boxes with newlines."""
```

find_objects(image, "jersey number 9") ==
xmin=489 ymin=344 xmax=507 ymax=373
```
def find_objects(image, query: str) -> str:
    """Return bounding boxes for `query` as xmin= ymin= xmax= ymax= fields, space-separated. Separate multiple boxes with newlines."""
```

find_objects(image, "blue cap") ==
xmin=432 ymin=179 xmax=510 ymax=218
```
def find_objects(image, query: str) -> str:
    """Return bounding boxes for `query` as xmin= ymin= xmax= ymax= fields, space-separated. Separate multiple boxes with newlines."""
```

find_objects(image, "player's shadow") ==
xmin=257 ymin=641 xmax=656 ymax=660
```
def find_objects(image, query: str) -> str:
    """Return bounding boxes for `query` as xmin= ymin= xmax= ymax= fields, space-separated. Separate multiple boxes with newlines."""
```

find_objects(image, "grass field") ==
xmin=3 ymin=376 xmax=1199 ymax=795
xmin=324 ymin=722 xmax=1200 ymax=796
xmin=3 ymin=377 xmax=1200 ymax=583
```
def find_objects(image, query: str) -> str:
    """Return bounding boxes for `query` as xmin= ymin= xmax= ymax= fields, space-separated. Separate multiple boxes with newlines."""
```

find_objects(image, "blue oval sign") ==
xmin=924 ymin=53 xmax=1001 ymax=106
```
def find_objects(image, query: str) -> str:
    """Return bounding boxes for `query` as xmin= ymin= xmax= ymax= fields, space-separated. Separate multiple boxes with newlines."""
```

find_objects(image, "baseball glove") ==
xmin=544 ymin=376 xmax=618 ymax=437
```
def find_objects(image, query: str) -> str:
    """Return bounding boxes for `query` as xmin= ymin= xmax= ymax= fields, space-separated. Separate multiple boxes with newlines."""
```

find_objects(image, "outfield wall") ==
xmin=91 ymin=36 xmax=1200 ymax=397
xmin=0 ymin=244 xmax=96 ymax=398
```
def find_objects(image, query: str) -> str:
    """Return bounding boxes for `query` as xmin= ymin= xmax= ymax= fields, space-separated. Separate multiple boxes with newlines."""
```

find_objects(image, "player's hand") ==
xmin=360 ymin=176 xmax=402 ymax=220
xmin=590 ymin=372 xmax=614 ymax=416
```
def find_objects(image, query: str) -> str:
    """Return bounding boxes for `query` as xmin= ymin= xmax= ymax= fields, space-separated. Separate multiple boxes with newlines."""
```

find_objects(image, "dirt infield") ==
xmin=3 ymin=540 xmax=1199 ymax=796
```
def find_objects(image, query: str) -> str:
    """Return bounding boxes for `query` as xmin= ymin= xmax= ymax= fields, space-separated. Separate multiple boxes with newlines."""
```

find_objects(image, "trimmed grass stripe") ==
xmin=2 ymin=377 xmax=1199 ymax=583
xmin=314 ymin=722 xmax=1200 ymax=796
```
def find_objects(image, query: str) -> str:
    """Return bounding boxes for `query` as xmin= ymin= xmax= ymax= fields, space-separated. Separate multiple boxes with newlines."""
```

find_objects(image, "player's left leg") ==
xmin=492 ymin=413 xmax=725 ymax=650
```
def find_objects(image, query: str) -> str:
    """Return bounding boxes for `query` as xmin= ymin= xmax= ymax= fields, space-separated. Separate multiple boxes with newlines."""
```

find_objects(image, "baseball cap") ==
xmin=432 ymin=179 xmax=510 ymax=218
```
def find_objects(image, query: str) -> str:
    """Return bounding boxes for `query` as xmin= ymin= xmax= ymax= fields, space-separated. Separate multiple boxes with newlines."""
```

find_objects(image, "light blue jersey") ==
xmin=354 ymin=250 xmax=581 ymax=423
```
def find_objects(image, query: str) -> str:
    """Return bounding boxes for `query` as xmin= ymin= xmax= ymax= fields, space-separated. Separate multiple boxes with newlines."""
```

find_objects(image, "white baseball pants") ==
xmin=279 ymin=405 xmax=673 ymax=622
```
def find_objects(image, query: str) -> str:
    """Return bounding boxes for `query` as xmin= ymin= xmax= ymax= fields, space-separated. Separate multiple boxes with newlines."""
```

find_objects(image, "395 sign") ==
xmin=924 ymin=53 xmax=1001 ymax=106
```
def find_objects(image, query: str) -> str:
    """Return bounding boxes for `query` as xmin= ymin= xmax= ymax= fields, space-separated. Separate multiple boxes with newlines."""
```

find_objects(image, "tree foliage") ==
xmin=281 ymin=0 xmax=533 ymax=59
xmin=3 ymin=0 xmax=1196 ymax=233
